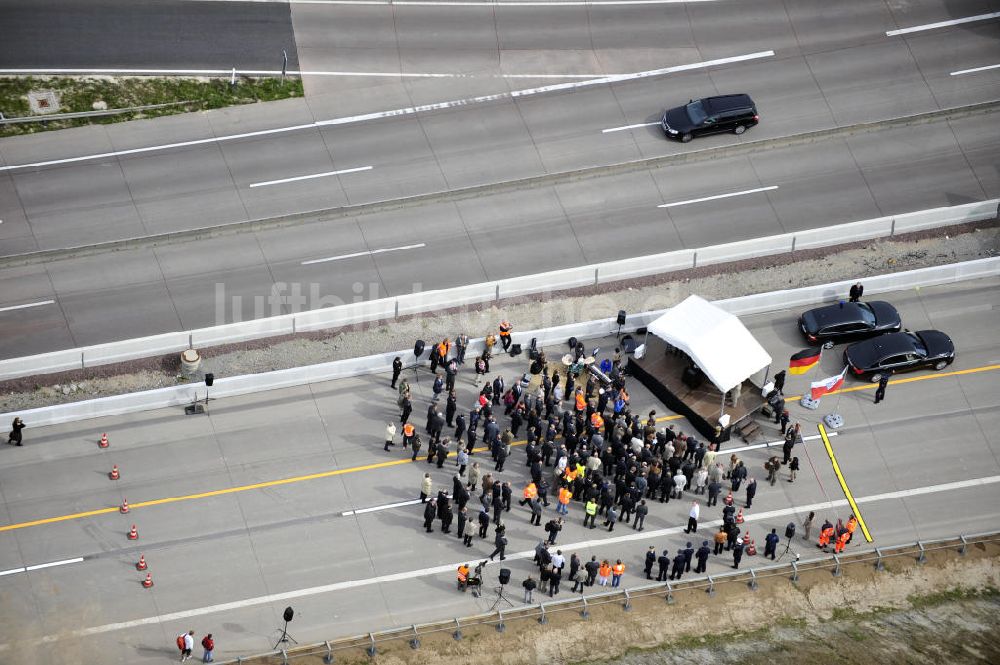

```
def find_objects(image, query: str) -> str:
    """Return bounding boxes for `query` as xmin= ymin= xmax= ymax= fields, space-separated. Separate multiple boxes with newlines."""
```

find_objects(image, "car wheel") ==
xmin=734 ymin=124 xmax=747 ymax=135
xmin=822 ymin=340 xmax=834 ymax=350
xmin=681 ymin=133 xmax=693 ymax=143
xmin=934 ymin=360 xmax=947 ymax=370
xmin=869 ymin=373 xmax=882 ymax=383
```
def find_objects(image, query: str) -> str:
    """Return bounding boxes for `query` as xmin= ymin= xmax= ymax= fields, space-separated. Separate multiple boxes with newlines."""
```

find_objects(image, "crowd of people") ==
xmin=388 ymin=321 xmax=852 ymax=601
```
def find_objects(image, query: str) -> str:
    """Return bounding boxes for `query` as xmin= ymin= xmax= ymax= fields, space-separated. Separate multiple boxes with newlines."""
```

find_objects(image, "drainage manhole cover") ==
xmin=28 ymin=90 xmax=61 ymax=114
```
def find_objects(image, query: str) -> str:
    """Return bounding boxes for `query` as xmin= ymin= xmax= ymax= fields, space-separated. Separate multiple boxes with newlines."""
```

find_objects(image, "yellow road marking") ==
xmin=818 ymin=422 xmax=873 ymax=543
xmin=1 ymin=363 xmax=996 ymax=533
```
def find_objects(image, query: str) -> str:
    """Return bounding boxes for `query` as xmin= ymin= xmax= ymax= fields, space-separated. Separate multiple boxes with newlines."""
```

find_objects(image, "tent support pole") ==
xmin=720 ymin=392 xmax=726 ymax=419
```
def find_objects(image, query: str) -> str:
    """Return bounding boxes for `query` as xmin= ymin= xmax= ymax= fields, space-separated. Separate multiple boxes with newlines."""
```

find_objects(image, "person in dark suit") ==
xmin=391 ymin=357 xmax=403 ymax=388
xmin=849 ymin=282 xmax=864 ymax=302
xmin=874 ymin=373 xmax=890 ymax=404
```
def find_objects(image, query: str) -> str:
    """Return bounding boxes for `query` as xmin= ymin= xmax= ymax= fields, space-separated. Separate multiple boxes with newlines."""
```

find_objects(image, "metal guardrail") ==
xmin=217 ymin=531 xmax=1000 ymax=664
xmin=0 ymin=100 xmax=195 ymax=124
xmin=0 ymin=201 xmax=997 ymax=381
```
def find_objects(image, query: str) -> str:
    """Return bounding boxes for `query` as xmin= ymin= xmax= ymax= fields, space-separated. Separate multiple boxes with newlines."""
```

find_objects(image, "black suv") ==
xmin=661 ymin=94 xmax=758 ymax=142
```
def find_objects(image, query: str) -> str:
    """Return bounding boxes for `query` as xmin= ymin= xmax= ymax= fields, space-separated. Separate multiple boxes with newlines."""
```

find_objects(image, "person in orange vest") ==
xmin=498 ymin=320 xmax=512 ymax=351
xmin=456 ymin=563 xmax=470 ymax=591
xmin=557 ymin=486 xmax=572 ymax=515
xmin=834 ymin=528 xmax=850 ymax=554
xmin=590 ymin=412 xmax=604 ymax=431
xmin=564 ymin=466 xmax=578 ymax=484
xmin=611 ymin=560 xmax=626 ymax=587
xmin=597 ymin=560 xmax=612 ymax=586
xmin=845 ymin=514 xmax=858 ymax=544
xmin=817 ymin=519 xmax=835 ymax=550
xmin=574 ymin=388 xmax=586 ymax=413
xmin=519 ymin=482 xmax=538 ymax=506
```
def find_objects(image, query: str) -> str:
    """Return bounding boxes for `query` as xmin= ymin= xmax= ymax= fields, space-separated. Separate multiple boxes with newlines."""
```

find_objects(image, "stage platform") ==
xmin=628 ymin=336 xmax=765 ymax=446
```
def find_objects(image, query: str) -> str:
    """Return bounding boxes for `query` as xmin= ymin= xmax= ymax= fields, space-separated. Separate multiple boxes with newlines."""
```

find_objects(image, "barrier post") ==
xmin=832 ymin=554 xmax=842 ymax=577
xmin=452 ymin=618 xmax=462 ymax=641
xmin=917 ymin=541 xmax=926 ymax=564
xmin=496 ymin=610 xmax=505 ymax=633
xmin=706 ymin=575 xmax=715 ymax=597
xmin=538 ymin=603 xmax=548 ymax=624
xmin=665 ymin=581 xmax=674 ymax=604
xmin=580 ymin=596 xmax=590 ymax=619
xmin=623 ymin=589 xmax=632 ymax=611
xmin=366 ymin=633 xmax=376 ymax=657
xmin=409 ymin=625 xmax=420 ymax=649
xmin=323 ymin=640 xmax=334 ymax=664
xmin=281 ymin=649 xmax=288 ymax=665
xmin=790 ymin=561 xmax=799 ymax=583
xmin=875 ymin=547 xmax=884 ymax=572
xmin=748 ymin=569 xmax=758 ymax=591
xmin=959 ymin=535 xmax=968 ymax=556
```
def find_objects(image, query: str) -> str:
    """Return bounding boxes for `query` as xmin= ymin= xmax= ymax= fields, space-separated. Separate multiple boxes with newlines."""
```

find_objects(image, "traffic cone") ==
xmin=99 ymin=433 xmax=109 ymax=448
xmin=142 ymin=573 xmax=153 ymax=588
xmin=747 ymin=538 xmax=757 ymax=556
xmin=724 ymin=491 xmax=733 ymax=506
xmin=136 ymin=554 xmax=147 ymax=571
xmin=109 ymin=465 xmax=120 ymax=480
xmin=127 ymin=524 xmax=138 ymax=540
xmin=120 ymin=498 xmax=130 ymax=514
xmin=735 ymin=507 xmax=744 ymax=524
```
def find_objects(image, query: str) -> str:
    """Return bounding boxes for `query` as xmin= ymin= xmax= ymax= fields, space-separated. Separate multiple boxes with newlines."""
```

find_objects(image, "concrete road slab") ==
xmin=950 ymin=111 xmax=1000 ymax=199
xmin=589 ymin=6 xmax=696 ymax=51
xmin=58 ymin=282 xmax=182 ymax=347
xmin=373 ymin=234 xmax=486 ymax=294
xmin=44 ymin=248 xmax=164 ymax=296
xmin=165 ymin=265 xmax=279 ymax=329
xmin=686 ymin=0 xmax=796 ymax=61
xmin=805 ymin=40 xmax=939 ymax=125
xmin=154 ymin=234 xmax=267 ymax=281
xmin=105 ymin=113 xmax=217 ymax=153
xmin=467 ymin=218 xmax=586 ymax=281
xmin=394 ymin=5 xmax=497 ymax=51
xmin=903 ymin=28 xmax=1000 ymax=108
xmin=0 ymin=175 xmax=35 ymax=253
xmin=0 ymin=124 xmax=115 ymax=168
xmin=784 ymin=0 xmax=894 ymax=52
xmin=205 ymin=97 xmax=317 ymax=137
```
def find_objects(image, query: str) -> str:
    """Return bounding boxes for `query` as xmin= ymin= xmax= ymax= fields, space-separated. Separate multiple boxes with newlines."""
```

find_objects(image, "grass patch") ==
xmin=0 ymin=75 xmax=303 ymax=137
xmin=907 ymin=586 xmax=999 ymax=609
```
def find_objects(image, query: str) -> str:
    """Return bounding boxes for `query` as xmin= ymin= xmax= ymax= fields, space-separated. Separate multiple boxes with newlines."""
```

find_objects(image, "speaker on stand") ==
xmin=273 ymin=606 xmax=299 ymax=649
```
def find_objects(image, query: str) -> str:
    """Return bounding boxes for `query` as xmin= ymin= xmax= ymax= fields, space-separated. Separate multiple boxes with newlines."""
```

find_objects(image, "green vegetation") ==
xmin=907 ymin=585 xmax=998 ymax=609
xmin=0 ymin=76 xmax=304 ymax=137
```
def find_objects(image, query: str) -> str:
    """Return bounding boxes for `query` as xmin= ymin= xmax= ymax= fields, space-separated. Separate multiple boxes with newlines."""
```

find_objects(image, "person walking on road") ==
xmin=745 ymin=476 xmax=757 ymax=509
xmin=201 ymin=634 xmax=215 ymax=663
xmin=685 ymin=500 xmax=699 ymax=534
xmin=764 ymin=528 xmax=780 ymax=560
xmin=522 ymin=576 xmax=536 ymax=603
xmin=732 ymin=538 xmax=745 ymax=569
xmin=423 ymin=499 xmax=437 ymax=533
xmin=420 ymin=473 xmax=433 ymax=503
xmin=874 ymin=372 xmax=890 ymax=404
xmin=489 ymin=529 xmax=508 ymax=561
xmin=391 ymin=356 xmax=403 ymax=389
xmin=384 ymin=422 xmax=396 ymax=451
xmin=177 ymin=630 xmax=195 ymax=662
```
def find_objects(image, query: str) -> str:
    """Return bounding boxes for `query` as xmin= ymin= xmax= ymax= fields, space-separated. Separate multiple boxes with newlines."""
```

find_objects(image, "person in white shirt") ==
xmin=686 ymin=501 xmax=700 ymax=534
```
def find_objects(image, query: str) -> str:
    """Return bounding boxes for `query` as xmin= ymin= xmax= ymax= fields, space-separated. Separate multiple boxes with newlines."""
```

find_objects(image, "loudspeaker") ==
xmin=509 ymin=344 xmax=522 ymax=357
xmin=682 ymin=366 xmax=703 ymax=389
xmin=528 ymin=337 xmax=538 ymax=360
xmin=621 ymin=335 xmax=636 ymax=354
xmin=498 ymin=568 xmax=511 ymax=585
xmin=617 ymin=310 xmax=626 ymax=326
xmin=204 ymin=373 xmax=214 ymax=387
xmin=283 ymin=606 xmax=294 ymax=623
xmin=568 ymin=336 xmax=578 ymax=349
xmin=784 ymin=522 xmax=796 ymax=540
xmin=413 ymin=340 xmax=425 ymax=358
xmin=636 ymin=326 xmax=648 ymax=336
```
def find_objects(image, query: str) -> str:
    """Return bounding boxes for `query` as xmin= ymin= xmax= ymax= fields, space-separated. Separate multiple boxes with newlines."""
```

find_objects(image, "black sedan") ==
xmin=844 ymin=330 xmax=955 ymax=382
xmin=799 ymin=301 xmax=901 ymax=348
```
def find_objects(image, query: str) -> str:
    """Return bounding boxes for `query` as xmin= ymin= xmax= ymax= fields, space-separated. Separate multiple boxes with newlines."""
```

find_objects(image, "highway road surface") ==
xmin=0 ymin=277 xmax=997 ymax=664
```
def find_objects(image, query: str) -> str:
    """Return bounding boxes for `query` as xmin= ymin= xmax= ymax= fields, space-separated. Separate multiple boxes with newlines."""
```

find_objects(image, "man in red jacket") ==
xmin=200 ymin=633 xmax=214 ymax=662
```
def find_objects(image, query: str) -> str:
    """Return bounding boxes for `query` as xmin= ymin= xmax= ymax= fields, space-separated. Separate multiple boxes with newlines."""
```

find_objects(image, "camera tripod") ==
xmin=776 ymin=537 xmax=800 ymax=563
xmin=488 ymin=583 xmax=514 ymax=611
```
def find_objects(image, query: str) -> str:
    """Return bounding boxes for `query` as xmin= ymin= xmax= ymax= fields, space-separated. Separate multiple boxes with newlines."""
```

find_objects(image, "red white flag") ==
xmin=810 ymin=367 xmax=848 ymax=400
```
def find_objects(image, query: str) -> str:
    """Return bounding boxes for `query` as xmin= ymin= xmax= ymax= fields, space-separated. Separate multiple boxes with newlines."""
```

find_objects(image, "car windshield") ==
xmin=907 ymin=332 xmax=928 ymax=356
xmin=686 ymin=100 xmax=707 ymax=125
xmin=857 ymin=302 xmax=877 ymax=326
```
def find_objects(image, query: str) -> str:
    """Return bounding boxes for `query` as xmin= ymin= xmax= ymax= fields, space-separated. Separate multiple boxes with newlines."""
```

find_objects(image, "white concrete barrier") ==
xmin=6 ymin=257 xmax=996 ymax=427
xmin=2 ymin=200 xmax=995 ymax=381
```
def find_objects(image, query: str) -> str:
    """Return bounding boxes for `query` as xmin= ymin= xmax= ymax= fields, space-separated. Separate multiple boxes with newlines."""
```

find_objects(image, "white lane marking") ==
xmin=301 ymin=243 xmax=426 ymax=266
xmin=886 ymin=11 xmax=1000 ymax=36
xmin=248 ymin=165 xmax=373 ymax=189
xmin=658 ymin=185 xmax=779 ymax=208
xmin=0 ymin=557 xmax=84 ymax=577
xmin=342 ymin=498 xmax=423 ymax=516
xmin=951 ymin=63 xmax=1000 ymax=76
xmin=0 ymin=51 xmax=774 ymax=173
xmin=24 ymin=557 xmax=85 ymax=572
xmin=602 ymin=121 xmax=660 ymax=133
xmin=25 ymin=472 xmax=1000 ymax=646
xmin=340 ymin=433 xmax=835 ymax=515
xmin=182 ymin=0 xmax=728 ymax=6
xmin=0 ymin=300 xmax=55 ymax=313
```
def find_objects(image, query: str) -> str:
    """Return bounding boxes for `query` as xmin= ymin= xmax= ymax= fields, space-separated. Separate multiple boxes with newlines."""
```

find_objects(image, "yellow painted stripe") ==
xmin=818 ymin=422 xmax=873 ymax=543
xmin=1 ymin=363 xmax=995 ymax=534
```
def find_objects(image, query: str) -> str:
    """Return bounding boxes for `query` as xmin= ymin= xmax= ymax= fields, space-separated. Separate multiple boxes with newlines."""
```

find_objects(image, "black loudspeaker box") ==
xmin=617 ymin=310 xmax=626 ymax=326
xmin=204 ymin=372 xmax=214 ymax=387
xmin=568 ymin=336 xmax=578 ymax=349
xmin=498 ymin=568 xmax=511 ymax=585
xmin=784 ymin=522 xmax=796 ymax=539
xmin=413 ymin=340 xmax=425 ymax=358
xmin=283 ymin=606 xmax=295 ymax=622
xmin=509 ymin=344 xmax=522 ymax=357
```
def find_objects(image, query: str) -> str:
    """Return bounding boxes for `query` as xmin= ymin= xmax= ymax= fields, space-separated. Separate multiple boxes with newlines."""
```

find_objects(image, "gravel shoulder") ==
xmin=2 ymin=221 xmax=996 ymax=413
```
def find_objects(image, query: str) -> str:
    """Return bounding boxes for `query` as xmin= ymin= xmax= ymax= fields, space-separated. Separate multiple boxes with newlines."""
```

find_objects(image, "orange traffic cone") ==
xmin=127 ymin=524 xmax=138 ymax=540
xmin=747 ymin=538 xmax=757 ymax=556
xmin=735 ymin=508 xmax=744 ymax=524
xmin=136 ymin=554 xmax=147 ymax=571
xmin=724 ymin=492 xmax=733 ymax=506
xmin=99 ymin=433 xmax=109 ymax=448
xmin=120 ymin=498 xmax=130 ymax=514
xmin=109 ymin=465 xmax=120 ymax=480
xmin=142 ymin=573 xmax=153 ymax=588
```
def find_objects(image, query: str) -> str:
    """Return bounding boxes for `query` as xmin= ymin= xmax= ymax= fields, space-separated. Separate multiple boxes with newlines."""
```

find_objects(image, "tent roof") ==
xmin=645 ymin=295 xmax=772 ymax=393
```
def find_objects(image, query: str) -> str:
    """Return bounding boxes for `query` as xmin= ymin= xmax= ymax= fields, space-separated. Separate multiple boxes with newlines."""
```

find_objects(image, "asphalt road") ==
xmin=0 ymin=0 xmax=299 ymax=71
xmin=0 ymin=277 xmax=997 ymax=664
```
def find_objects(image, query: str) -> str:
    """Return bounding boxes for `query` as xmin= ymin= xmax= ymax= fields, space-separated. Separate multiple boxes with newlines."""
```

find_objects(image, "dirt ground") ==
xmin=1 ymin=221 xmax=997 ymax=413
xmin=245 ymin=542 xmax=1000 ymax=665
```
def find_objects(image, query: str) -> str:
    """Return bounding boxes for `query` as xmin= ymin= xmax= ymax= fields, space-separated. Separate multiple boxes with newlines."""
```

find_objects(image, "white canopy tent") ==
xmin=645 ymin=295 xmax=772 ymax=394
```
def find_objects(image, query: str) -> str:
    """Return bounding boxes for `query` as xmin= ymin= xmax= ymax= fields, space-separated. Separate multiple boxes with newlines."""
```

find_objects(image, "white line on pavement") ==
xmin=658 ymin=185 xmax=779 ymax=208
xmin=951 ymin=63 xmax=1000 ymax=76
xmin=27 ymin=473 xmax=999 ymax=646
xmin=886 ymin=11 xmax=1000 ymax=36
xmin=602 ymin=122 xmax=660 ymax=134
xmin=342 ymin=499 xmax=423 ymax=516
xmin=0 ymin=51 xmax=774 ymax=172
xmin=0 ymin=300 xmax=55 ymax=313
xmin=248 ymin=165 xmax=373 ymax=188
xmin=188 ymin=0 xmax=727 ymax=6
xmin=301 ymin=243 xmax=426 ymax=266
xmin=0 ymin=557 xmax=84 ymax=577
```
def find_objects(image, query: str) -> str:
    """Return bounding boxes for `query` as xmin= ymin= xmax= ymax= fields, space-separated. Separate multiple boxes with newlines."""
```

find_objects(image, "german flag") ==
xmin=788 ymin=347 xmax=821 ymax=375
